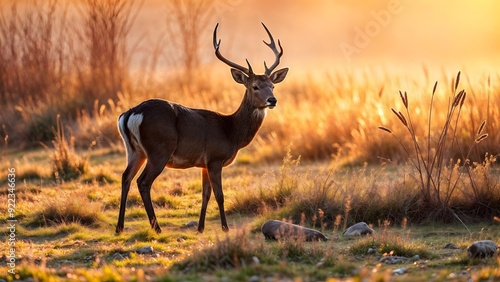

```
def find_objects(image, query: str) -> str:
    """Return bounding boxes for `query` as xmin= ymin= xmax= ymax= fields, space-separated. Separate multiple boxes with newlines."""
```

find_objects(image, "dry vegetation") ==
xmin=1 ymin=0 xmax=499 ymax=164
xmin=1 ymin=149 xmax=500 ymax=281
xmin=1 ymin=0 xmax=500 ymax=281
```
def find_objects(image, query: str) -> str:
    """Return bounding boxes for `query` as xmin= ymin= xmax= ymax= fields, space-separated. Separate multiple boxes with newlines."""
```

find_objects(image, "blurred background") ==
xmin=1 ymin=0 xmax=499 ymax=164
xmin=133 ymin=0 xmax=500 ymax=74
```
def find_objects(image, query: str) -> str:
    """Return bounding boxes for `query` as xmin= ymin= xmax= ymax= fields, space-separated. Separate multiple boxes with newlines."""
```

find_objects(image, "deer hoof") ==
xmin=222 ymin=225 xmax=229 ymax=232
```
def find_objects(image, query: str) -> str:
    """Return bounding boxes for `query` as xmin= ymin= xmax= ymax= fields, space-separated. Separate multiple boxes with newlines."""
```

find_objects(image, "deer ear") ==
xmin=231 ymin=68 xmax=248 ymax=84
xmin=270 ymin=68 xmax=288 ymax=84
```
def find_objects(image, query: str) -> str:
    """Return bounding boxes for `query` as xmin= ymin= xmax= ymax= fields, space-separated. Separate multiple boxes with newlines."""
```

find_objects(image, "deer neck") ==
xmin=230 ymin=91 xmax=267 ymax=149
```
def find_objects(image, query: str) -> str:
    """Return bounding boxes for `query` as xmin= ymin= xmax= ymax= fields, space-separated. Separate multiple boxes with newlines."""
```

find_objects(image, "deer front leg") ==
xmin=198 ymin=169 xmax=212 ymax=233
xmin=207 ymin=163 xmax=229 ymax=232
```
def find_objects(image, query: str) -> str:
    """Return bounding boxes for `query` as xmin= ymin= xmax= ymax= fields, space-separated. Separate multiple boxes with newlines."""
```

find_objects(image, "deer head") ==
xmin=213 ymin=23 xmax=289 ymax=110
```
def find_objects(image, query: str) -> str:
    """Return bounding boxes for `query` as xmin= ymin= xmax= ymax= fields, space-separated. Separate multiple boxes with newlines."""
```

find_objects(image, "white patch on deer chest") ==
xmin=253 ymin=108 xmax=267 ymax=119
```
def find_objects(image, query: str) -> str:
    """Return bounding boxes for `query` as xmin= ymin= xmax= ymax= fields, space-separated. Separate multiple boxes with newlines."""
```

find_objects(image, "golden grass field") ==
xmin=1 ymin=0 xmax=500 ymax=281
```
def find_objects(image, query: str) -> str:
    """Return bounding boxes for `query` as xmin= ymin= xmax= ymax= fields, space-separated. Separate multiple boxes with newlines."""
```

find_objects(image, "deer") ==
xmin=115 ymin=23 xmax=288 ymax=234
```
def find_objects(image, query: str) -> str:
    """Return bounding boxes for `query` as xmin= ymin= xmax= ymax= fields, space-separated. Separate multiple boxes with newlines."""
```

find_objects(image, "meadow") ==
xmin=1 ymin=0 xmax=500 ymax=281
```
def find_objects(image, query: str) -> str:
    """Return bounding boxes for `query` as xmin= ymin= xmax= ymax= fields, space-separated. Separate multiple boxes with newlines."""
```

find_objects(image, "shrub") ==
xmin=228 ymin=148 xmax=299 ymax=215
xmin=32 ymin=190 xmax=103 ymax=227
xmin=174 ymin=228 xmax=268 ymax=271
xmin=378 ymin=72 xmax=494 ymax=222
xmin=49 ymin=116 xmax=89 ymax=181
xmin=350 ymin=231 xmax=433 ymax=259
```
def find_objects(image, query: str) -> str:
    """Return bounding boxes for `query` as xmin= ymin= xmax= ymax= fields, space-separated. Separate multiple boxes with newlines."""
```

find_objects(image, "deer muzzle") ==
xmin=266 ymin=97 xmax=277 ymax=109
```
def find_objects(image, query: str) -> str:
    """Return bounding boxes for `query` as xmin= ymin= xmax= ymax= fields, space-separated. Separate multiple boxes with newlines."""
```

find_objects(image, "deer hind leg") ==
xmin=116 ymin=151 xmax=145 ymax=234
xmin=137 ymin=151 xmax=172 ymax=234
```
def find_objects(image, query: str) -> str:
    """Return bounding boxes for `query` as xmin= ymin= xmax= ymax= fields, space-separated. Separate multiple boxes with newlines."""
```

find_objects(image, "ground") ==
xmin=0 ymin=148 xmax=499 ymax=281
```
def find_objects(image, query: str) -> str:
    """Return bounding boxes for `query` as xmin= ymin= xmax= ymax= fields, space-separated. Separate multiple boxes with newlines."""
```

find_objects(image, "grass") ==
xmin=1 ymin=1 xmax=500 ymax=280
xmin=48 ymin=115 xmax=89 ymax=181
xmin=1 ymin=148 xmax=499 ymax=281
xmin=1 ymin=1 xmax=499 ymax=166
xmin=378 ymin=72 xmax=494 ymax=222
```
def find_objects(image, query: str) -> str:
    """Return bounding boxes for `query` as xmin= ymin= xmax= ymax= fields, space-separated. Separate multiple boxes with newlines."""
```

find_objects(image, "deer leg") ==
xmin=137 ymin=154 xmax=169 ymax=234
xmin=116 ymin=152 xmax=145 ymax=234
xmin=197 ymin=169 xmax=212 ymax=233
xmin=207 ymin=163 xmax=229 ymax=232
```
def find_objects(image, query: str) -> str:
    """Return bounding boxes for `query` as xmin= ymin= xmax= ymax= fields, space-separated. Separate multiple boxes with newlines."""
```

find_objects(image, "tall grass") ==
xmin=230 ymin=146 xmax=500 ymax=225
xmin=29 ymin=189 xmax=104 ymax=227
xmin=77 ymin=0 xmax=142 ymax=102
xmin=0 ymin=0 xmax=140 ymax=147
xmin=0 ymin=1 xmax=499 ymax=167
xmin=379 ymin=72 xmax=496 ymax=221
xmin=48 ymin=115 xmax=89 ymax=181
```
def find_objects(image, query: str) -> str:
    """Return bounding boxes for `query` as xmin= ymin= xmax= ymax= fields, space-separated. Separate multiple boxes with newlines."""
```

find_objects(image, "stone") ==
xmin=392 ymin=267 xmax=407 ymax=275
xmin=443 ymin=243 xmax=459 ymax=249
xmin=409 ymin=255 xmax=420 ymax=261
xmin=249 ymin=275 xmax=260 ymax=282
xmin=343 ymin=222 xmax=374 ymax=236
xmin=379 ymin=256 xmax=408 ymax=264
xmin=136 ymin=246 xmax=154 ymax=254
xmin=467 ymin=240 xmax=498 ymax=259
xmin=180 ymin=221 xmax=198 ymax=229
xmin=261 ymin=220 xmax=328 ymax=241
xmin=252 ymin=256 xmax=260 ymax=265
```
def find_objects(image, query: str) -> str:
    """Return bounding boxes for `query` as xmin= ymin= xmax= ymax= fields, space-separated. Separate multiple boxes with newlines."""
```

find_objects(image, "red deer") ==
xmin=115 ymin=23 xmax=288 ymax=234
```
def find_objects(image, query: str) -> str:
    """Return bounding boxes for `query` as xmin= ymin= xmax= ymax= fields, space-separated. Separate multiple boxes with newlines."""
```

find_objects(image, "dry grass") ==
xmin=2 ymin=1 xmax=500 ymax=280
xmin=0 ymin=1 xmax=498 ymax=166
xmin=1 ymin=147 xmax=499 ymax=281
xmin=48 ymin=115 xmax=89 ymax=181
xmin=229 ymin=147 xmax=500 ymax=226
xmin=27 ymin=189 xmax=105 ymax=228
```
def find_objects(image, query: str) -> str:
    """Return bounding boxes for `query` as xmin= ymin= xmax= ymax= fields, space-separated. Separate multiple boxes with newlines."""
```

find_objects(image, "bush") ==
xmin=49 ymin=116 xmax=89 ymax=181
xmin=32 ymin=190 xmax=103 ymax=227
xmin=350 ymin=230 xmax=433 ymax=259
xmin=174 ymin=228 xmax=269 ymax=271
xmin=378 ymin=72 xmax=495 ymax=222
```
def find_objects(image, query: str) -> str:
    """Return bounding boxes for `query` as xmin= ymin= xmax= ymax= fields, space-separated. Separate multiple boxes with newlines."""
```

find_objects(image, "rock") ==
xmin=367 ymin=247 xmax=377 ymax=254
xmin=343 ymin=222 xmax=374 ymax=236
xmin=409 ymin=255 xmax=420 ymax=261
xmin=249 ymin=275 xmax=260 ymax=282
xmin=448 ymin=270 xmax=471 ymax=281
xmin=392 ymin=267 xmax=407 ymax=275
xmin=443 ymin=243 xmax=459 ymax=249
xmin=467 ymin=240 xmax=498 ymax=259
xmin=261 ymin=220 xmax=328 ymax=241
xmin=136 ymin=246 xmax=154 ymax=254
xmin=379 ymin=256 xmax=408 ymax=264
xmin=181 ymin=221 xmax=198 ymax=229
xmin=252 ymin=256 xmax=260 ymax=265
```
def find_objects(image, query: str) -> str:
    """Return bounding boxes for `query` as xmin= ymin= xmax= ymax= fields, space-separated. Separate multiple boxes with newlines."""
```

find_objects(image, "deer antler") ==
xmin=262 ymin=22 xmax=283 ymax=76
xmin=213 ymin=23 xmax=253 ymax=76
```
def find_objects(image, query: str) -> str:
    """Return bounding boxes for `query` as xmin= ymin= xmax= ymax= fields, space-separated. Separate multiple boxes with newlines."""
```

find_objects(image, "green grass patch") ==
xmin=350 ymin=232 xmax=434 ymax=259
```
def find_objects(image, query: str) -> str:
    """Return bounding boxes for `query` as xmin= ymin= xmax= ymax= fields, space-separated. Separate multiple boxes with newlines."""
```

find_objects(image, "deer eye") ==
xmin=252 ymin=85 xmax=259 ymax=91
